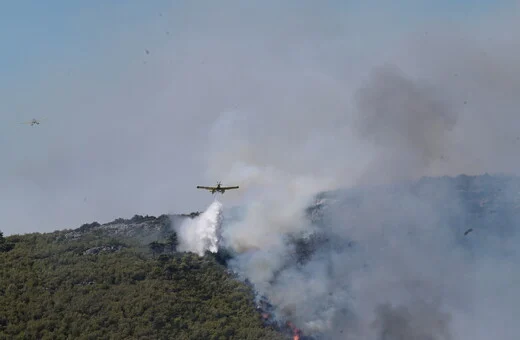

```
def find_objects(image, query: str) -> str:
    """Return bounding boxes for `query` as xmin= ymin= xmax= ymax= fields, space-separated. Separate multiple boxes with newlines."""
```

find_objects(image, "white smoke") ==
xmin=175 ymin=200 xmax=223 ymax=256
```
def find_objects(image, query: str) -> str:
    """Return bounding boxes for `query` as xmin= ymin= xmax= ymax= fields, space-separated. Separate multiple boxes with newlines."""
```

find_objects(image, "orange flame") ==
xmin=286 ymin=321 xmax=301 ymax=340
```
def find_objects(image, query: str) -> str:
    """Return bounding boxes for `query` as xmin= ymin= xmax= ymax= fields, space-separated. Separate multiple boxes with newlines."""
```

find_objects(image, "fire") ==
xmin=256 ymin=295 xmax=305 ymax=339
xmin=286 ymin=321 xmax=301 ymax=340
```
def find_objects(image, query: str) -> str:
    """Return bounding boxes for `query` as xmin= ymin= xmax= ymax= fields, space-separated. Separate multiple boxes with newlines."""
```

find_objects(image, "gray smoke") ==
xmin=353 ymin=64 xmax=459 ymax=185
xmin=198 ymin=5 xmax=520 ymax=338
xmin=371 ymin=302 xmax=453 ymax=340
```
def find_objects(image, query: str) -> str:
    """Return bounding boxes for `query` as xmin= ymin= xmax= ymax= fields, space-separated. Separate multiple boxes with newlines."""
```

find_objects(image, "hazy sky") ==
xmin=1 ymin=0 xmax=519 ymax=235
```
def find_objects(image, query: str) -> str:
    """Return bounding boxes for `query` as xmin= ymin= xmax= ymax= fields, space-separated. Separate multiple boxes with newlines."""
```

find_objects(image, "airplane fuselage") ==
xmin=211 ymin=184 xmax=225 ymax=194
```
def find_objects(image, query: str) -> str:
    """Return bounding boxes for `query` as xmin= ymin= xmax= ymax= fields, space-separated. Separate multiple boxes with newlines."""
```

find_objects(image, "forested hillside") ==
xmin=0 ymin=224 xmax=286 ymax=340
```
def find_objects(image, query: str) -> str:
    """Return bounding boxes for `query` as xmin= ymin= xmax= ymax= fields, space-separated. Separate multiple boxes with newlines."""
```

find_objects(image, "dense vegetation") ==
xmin=0 ymin=225 xmax=286 ymax=339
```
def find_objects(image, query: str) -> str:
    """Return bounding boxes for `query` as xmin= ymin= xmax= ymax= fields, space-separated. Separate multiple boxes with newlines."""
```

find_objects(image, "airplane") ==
xmin=197 ymin=181 xmax=239 ymax=194
xmin=21 ymin=118 xmax=44 ymax=126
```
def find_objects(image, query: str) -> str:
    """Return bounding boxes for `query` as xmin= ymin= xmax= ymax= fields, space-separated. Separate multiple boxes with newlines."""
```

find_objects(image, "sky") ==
xmin=1 ymin=0 xmax=519 ymax=235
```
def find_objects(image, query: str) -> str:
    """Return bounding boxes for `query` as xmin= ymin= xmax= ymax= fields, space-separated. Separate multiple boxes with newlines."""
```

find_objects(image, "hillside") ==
xmin=1 ymin=173 xmax=519 ymax=339
xmin=0 ymin=214 xmax=287 ymax=340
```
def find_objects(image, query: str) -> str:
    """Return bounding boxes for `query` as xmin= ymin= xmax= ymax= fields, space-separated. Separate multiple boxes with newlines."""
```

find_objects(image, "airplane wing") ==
xmin=220 ymin=186 xmax=239 ymax=190
xmin=197 ymin=186 xmax=217 ymax=190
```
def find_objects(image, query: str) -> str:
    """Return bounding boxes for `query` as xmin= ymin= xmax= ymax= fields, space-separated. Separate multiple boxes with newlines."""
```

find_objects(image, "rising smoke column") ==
xmin=203 ymin=65 xmax=520 ymax=339
xmin=175 ymin=200 xmax=223 ymax=256
xmin=191 ymin=4 xmax=520 ymax=339
xmin=204 ymin=65 xmax=466 ymax=338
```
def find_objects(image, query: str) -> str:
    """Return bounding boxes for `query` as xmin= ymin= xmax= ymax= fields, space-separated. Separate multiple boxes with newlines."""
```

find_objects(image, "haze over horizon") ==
xmin=1 ymin=0 xmax=520 ymax=235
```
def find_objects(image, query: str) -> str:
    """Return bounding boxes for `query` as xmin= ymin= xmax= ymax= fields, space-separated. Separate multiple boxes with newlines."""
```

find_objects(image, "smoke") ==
xmin=214 ymin=175 xmax=520 ymax=339
xmin=352 ymin=64 xmax=458 ymax=185
xmin=192 ymin=4 xmax=520 ymax=339
xmin=174 ymin=200 xmax=223 ymax=256
xmin=371 ymin=302 xmax=453 ymax=340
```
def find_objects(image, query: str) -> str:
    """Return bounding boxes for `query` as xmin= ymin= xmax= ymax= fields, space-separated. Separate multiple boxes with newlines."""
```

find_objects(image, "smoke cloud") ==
xmin=352 ymin=64 xmax=459 ymax=185
xmin=192 ymin=3 xmax=520 ymax=340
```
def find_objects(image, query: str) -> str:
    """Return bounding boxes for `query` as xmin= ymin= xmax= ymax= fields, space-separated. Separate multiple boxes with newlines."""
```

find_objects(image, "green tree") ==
xmin=0 ymin=230 xmax=14 ymax=253
xmin=165 ymin=232 xmax=178 ymax=253
xmin=148 ymin=241 xmax=165 ymax=258
xmin=0 ymin=223 xmax=288 ymax=339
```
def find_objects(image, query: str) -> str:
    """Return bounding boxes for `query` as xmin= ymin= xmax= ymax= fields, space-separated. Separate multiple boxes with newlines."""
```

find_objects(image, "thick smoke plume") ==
xmin=352 ymin=64 xmax=458 ymax=185
xmin=193 ymin=5 xmax=520 ymax=339
xmin=371 ymin=302 xmax=453 ymax=340
xmin=175 ymin=200 xmax=223 ymax=256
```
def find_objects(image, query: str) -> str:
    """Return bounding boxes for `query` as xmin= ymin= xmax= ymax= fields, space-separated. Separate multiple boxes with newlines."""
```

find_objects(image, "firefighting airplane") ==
xmin=21 ymin=118 xmax=44 ymax=126
xmin=197 ymin=181 xmax=239 ymax=195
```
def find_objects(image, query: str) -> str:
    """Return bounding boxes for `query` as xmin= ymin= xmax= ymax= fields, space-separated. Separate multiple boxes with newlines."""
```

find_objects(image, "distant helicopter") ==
xmin=21 ymin=118 xmax=45 ymax=126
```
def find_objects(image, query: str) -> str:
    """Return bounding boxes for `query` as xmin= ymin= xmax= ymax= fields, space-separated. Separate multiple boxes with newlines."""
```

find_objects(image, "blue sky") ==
xmin=0 ymin=0 xmax=513 ymax=88
xmin=0 ymin=0 xmax=519 ymax=235
xmin=0 ymin=1 xmax=510 ymax=64
xmin=1 ymin=2 xmax=162 ymax=87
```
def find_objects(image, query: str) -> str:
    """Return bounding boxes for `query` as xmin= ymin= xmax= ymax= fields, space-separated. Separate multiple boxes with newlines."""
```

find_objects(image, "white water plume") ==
xmin=175 ymin=200 xmax=223 ymax=256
